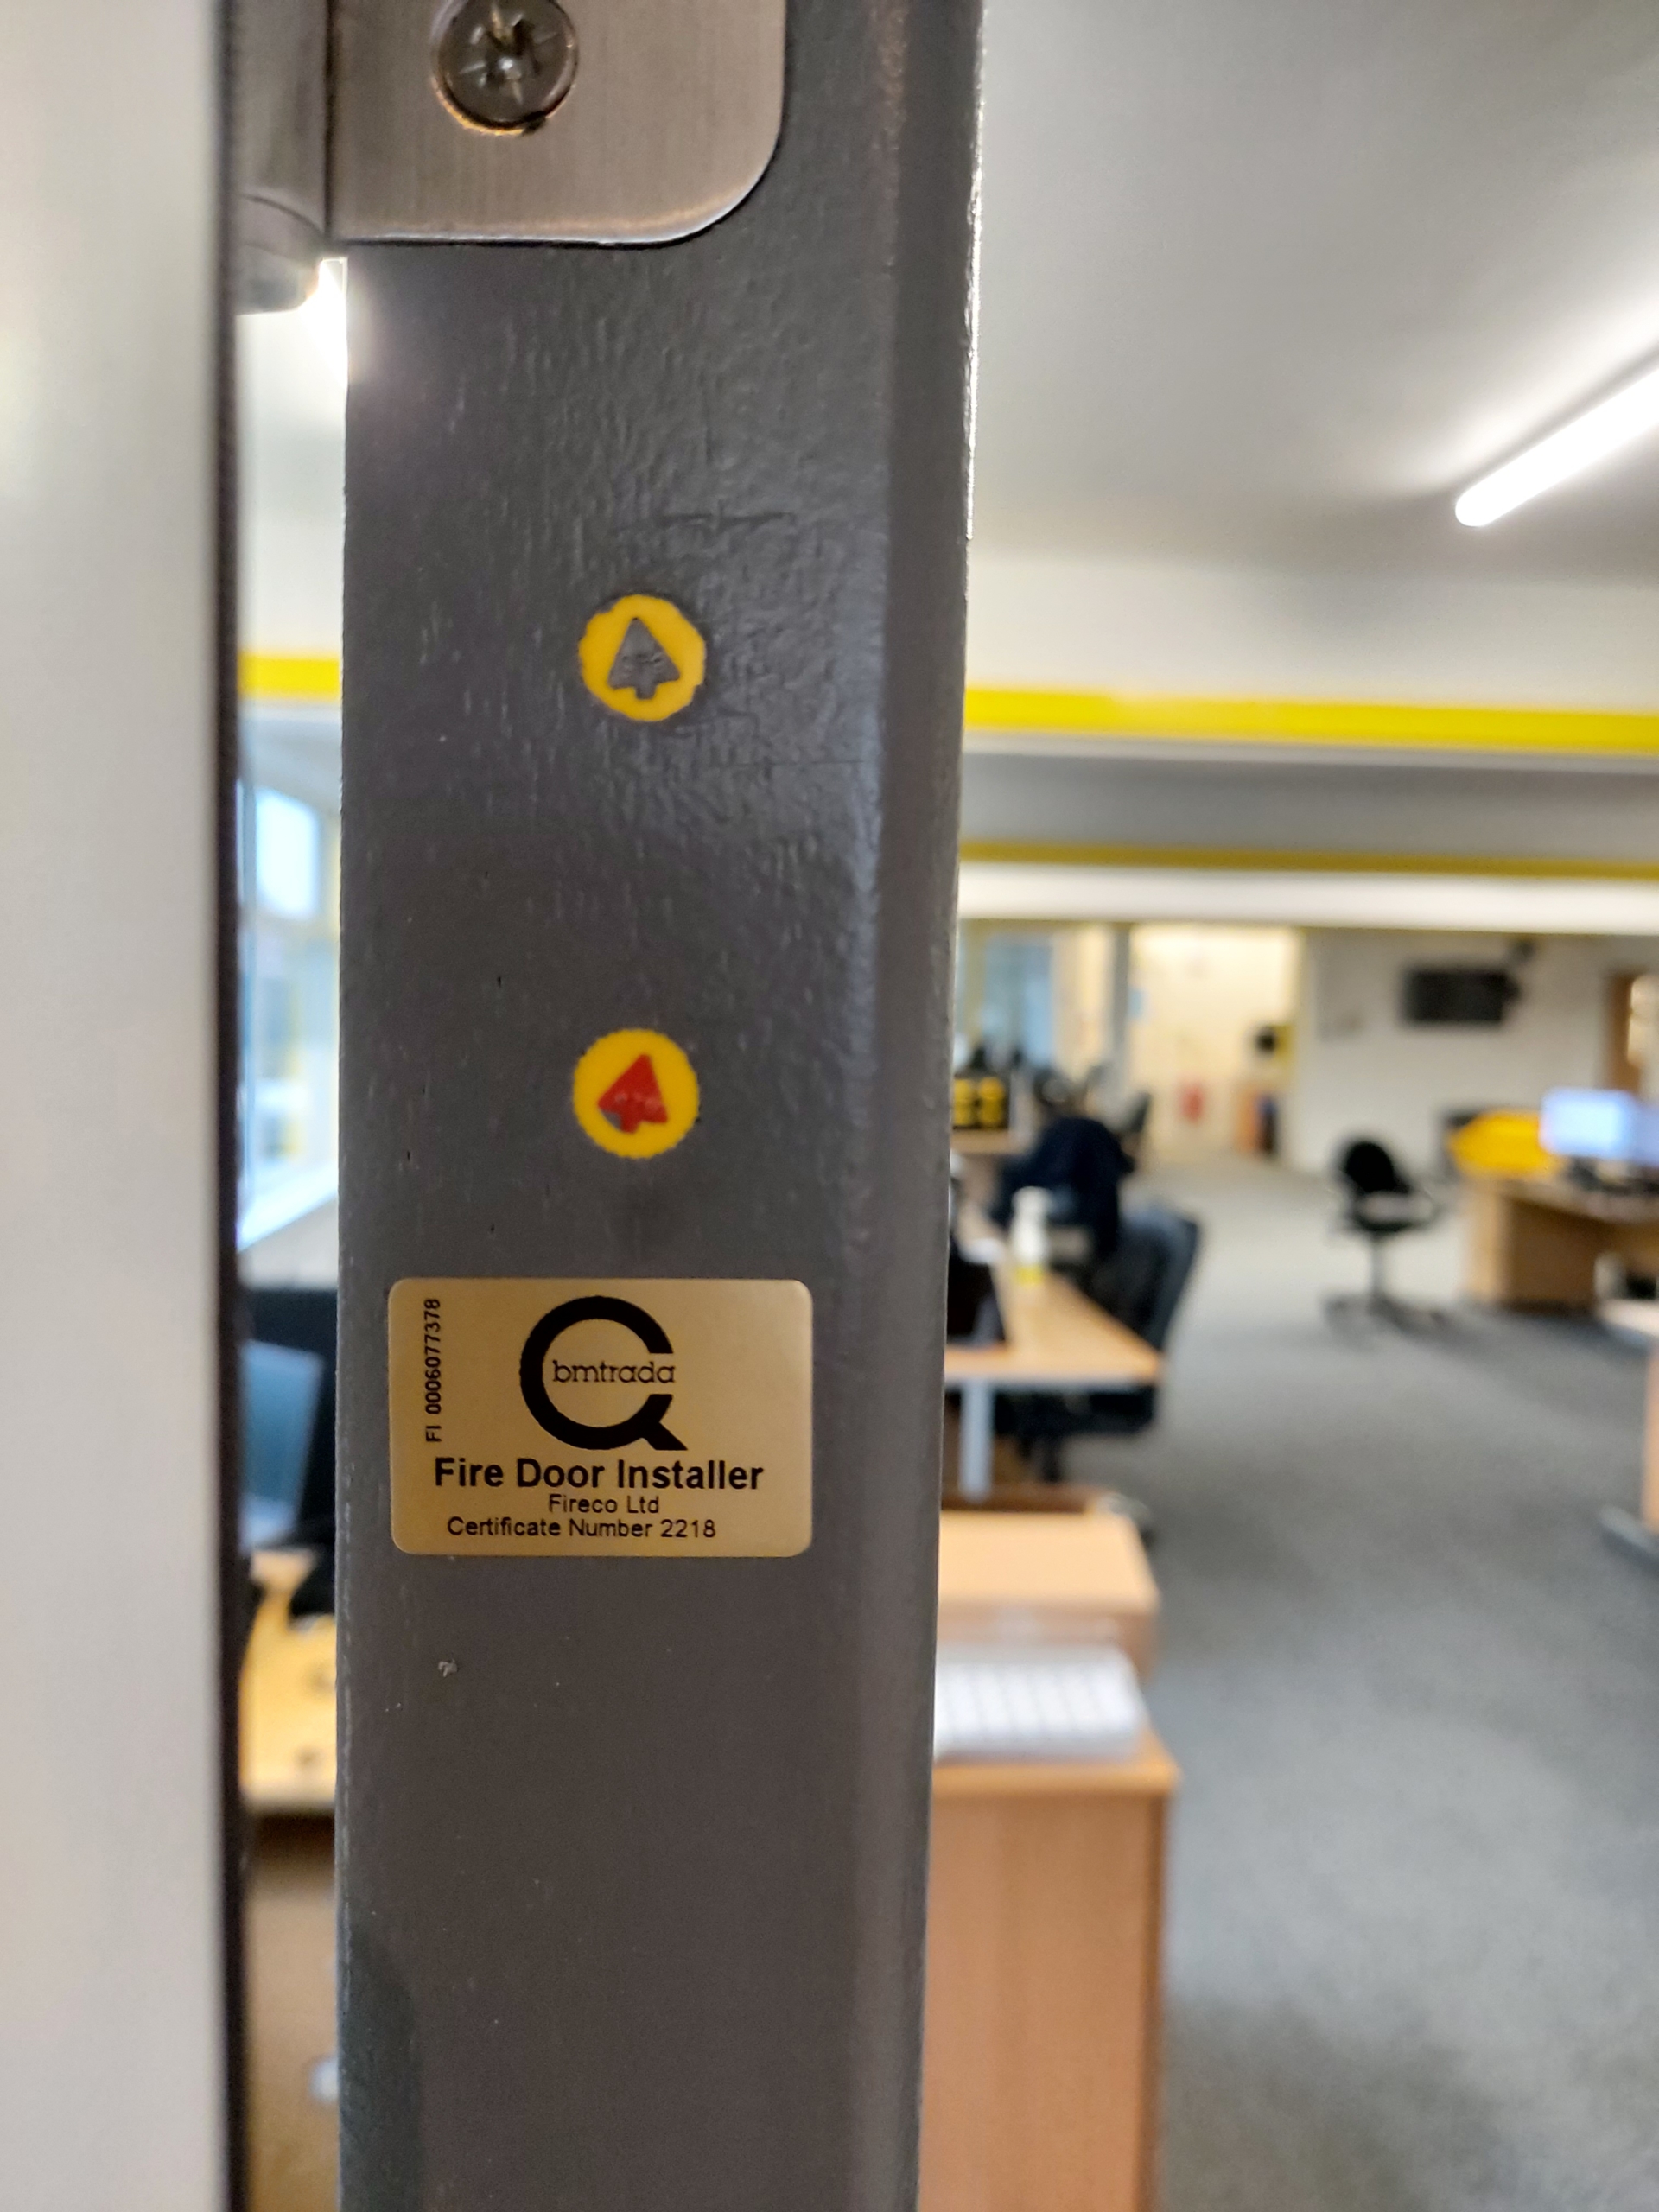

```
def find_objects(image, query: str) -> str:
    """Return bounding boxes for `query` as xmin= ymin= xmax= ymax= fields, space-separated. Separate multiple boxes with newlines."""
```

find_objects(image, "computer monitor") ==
xmin=242 ymin=1337 xmax=326 ymax=1549
xmin=244 ymin=1286 xmax=338 ymax=1572
xmin=1539 ymin=1088 xmax=1659 ymax=1169
xmin=945 ymin=1238 xmax=1004 ymax=1345
xmin=1402 ymin=967 xmax=1517 ymax=1027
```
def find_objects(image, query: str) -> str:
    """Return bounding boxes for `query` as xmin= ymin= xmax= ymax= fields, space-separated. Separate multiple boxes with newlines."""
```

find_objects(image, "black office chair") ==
xmin=245 ymin=1286 xmax=338 ymax=1615
xmin=1001 ymin=1203 xmax=1202 ymax=1510
xmin=1325 ymin=1136 xmax=1446 ymax=1330
xmin=1112 ymin=1090 xmax=1153 ymax=1165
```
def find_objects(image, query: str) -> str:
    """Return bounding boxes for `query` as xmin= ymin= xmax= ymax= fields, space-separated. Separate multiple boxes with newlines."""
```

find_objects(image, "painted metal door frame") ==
xmin=338 ymin=0 xmax=980 ymax=2202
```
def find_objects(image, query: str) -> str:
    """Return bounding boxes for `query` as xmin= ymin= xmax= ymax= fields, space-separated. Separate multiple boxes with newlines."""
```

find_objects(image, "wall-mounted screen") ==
xmin=1400 ymin=968 xmax=1518 ymax=1027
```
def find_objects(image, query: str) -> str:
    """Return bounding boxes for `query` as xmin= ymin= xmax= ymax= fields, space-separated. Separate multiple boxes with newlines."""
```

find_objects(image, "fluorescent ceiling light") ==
xmin=1456 ymin=364 xmax=1659 ymax=527
xmin=301 ymin=258 xmax=348 ymax=389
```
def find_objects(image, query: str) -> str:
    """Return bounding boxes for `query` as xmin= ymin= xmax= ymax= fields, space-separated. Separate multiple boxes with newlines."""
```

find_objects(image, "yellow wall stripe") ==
xmin=960 ymin=840 xmax=1659 ymax=883
xmin=963 ymin=686 xmax=1659 ymax=758
xmin=242 ymin=663 xmax=1659 ymax=762
xmin=241 ymin=652 xmax=341 ymax=703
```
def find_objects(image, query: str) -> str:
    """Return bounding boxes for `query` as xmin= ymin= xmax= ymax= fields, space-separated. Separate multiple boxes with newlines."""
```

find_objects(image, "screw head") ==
xmin=433 ymin=0 xmax=578 ymax=133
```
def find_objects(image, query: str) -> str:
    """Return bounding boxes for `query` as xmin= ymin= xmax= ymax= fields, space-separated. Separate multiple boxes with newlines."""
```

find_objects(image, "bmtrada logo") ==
xmin=518 ymin=1295 xmax=684 ymax=1451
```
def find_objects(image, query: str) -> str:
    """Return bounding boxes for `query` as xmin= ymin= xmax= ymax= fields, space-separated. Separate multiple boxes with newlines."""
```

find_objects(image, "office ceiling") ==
xmin=973 ymin=0 xmax=1659 ymax=580
xmin=245 ymin=3 xmax=1659 ymax=590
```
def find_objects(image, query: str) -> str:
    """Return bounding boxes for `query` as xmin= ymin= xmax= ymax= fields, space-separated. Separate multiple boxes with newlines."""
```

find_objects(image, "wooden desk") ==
xmin=245 ymin=1818 xmax=337 ymax=2212
xmin=944 ymin=1270 xmax=1161 ymax=1499
xmin=1597 ymin=1300 xmax=1659 ymax=1569
xmin=1464 ymin=1178 xmax=1659 ymax=1309
xmin=243 ymin=1552 xmax=336 ymax=1814
xmin=951 ymin=1127 xmax=1023 ymax=1208
xmin=242 ymin=1556 xmax=339 ymax=2212
xmin=920 ymin=1735 xmax=1177 ymax=2212
xmin=951 ymin=1128 xmax=1022 ymax=1156
xmin=938 ymin=1508 xmax=1160 ymax=1675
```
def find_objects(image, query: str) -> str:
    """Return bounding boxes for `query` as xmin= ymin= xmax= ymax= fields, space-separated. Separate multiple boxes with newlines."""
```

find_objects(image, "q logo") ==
xmin=518 ymin=1295 xmax=684 ymax=1451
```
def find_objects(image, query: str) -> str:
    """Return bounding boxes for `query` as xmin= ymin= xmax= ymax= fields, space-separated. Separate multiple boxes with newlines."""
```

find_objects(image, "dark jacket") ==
xmin=992 ymin=1115 xmax=1132 ymax=1261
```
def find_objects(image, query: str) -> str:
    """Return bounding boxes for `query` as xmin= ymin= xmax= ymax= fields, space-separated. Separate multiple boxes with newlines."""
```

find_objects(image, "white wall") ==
xmin=967 ymin=548 xmax=1659 ymax=708
xmin=234 ymin=457 xmax=1659 ymax=703
xmin=238 ymin=304 xmax=345 ymax=655
xmin=961 ymin=751 xmax=1659 ymax=871
xmin=0 ymin=9 xmax=225 ymax=2204
xmin=958 ymin=861 xmax=1659 ymax=937
xmin=1129 ymin=925 xmax=1299 ymax=1159
xmin=1287 ymin=931 xmax=1659 ymax=1173
xmin=1051 ymin=924 xmax=1112 ymax=1077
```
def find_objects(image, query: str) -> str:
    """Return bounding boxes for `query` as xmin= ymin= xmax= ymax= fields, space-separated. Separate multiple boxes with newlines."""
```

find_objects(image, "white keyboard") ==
xmin=934 ymin=1645 xmax=1146 ymax=1763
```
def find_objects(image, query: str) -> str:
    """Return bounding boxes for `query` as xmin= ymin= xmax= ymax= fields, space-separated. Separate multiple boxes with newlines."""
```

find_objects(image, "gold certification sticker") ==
xmin=388 ymin=1278 xmax=812 ymax=1558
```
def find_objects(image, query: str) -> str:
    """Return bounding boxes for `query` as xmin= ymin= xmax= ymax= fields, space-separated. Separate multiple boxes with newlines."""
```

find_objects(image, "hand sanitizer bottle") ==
xmin=1010 ymin=1185 xmax=1050 ymax=1286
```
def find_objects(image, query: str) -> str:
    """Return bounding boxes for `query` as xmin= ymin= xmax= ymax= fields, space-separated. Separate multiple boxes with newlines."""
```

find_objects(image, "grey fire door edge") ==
xmin=337 ymin=0 xmax=981 ymax=2202
xmin=232 ymin=0 xmax=785 ymax=282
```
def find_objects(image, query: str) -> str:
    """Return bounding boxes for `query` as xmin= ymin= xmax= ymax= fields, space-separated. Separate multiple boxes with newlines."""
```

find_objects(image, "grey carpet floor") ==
xmin=1065 ymin=1161 xmax=1659 ymax=2212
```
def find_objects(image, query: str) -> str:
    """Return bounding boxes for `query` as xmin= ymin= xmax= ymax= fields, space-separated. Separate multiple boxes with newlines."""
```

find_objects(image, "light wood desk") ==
xmin=921 ymin=1736 xmax=1177 ymax=2212
xmin=938 ymin=1506 xmax=1160 ymax=1675
xmin=951 ymin=1128 xmax=1021 ymax=1156
xmin=243 ymin=1553 xmax=335 ymax=1813
xmin=1597 ymin=1300 xmax=1659 ymax=1569
xmin=945 ymin=1269 xmax=1162 ymax=1500
xmin=245 ymin=1818 xmax=337 ymax=2212
xmin=242 ymin=1557 xmax=340 ymax=2212
xmin=951 ymin=1127 xmax=1023 ymax=1208
xmin=1464 ymin=1178 xmax=1659 ymax=1309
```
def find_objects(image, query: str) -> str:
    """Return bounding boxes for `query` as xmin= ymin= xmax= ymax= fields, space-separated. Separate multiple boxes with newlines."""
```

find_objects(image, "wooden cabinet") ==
xmin=921 ymin=1739 xmax=1176 ymax=2212
xmin=1463 ymin=1179 xmax=1659 ymax=1308
xmin=243 ymin=1559 xmax=339 ymax=2212
xmin=246 ymin=1819 xmax=337 ymax=2212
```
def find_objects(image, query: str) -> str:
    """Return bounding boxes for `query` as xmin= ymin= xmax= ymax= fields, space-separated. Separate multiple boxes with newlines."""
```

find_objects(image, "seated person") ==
xmin=990 ymin=1071 xmax=1134 ymax=1266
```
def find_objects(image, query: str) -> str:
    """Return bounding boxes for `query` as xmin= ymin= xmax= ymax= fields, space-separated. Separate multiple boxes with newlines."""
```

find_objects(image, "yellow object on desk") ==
xmin=1446 ymin=1109 xmax=1556 ymax=1179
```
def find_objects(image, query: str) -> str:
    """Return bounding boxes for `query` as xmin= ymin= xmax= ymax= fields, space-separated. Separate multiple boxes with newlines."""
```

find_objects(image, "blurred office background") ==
xmin=233 ymin=7 xmax=1659 ymax=2211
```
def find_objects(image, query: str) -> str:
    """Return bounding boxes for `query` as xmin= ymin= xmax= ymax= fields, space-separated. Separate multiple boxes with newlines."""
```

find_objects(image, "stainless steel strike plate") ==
xmin=333 ymin=0 xmax=787 ymax=243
